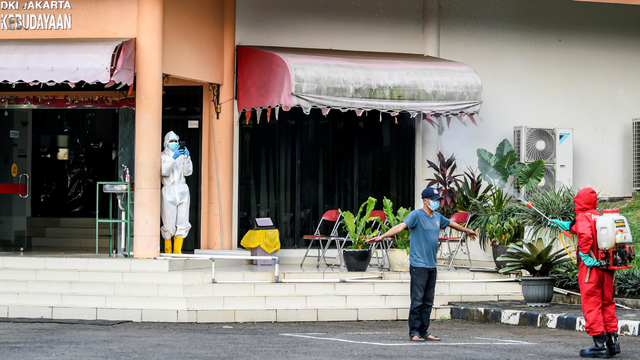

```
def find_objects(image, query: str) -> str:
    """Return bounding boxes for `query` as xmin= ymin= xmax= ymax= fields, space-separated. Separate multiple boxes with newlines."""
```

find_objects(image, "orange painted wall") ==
xmin=0 ymin=0 xmax=234 ymax=251
xmin=162 ymin=0 xmax=224 ymax=84
xmin=0 ymin=0 xmax=137 ymax=39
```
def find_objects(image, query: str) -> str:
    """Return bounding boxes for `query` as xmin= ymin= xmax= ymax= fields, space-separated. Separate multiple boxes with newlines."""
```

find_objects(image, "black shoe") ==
xmin=606 ymin=332 xmax=621 ymax=356
xmin=580 ymin=334 xmax=610 ymax=358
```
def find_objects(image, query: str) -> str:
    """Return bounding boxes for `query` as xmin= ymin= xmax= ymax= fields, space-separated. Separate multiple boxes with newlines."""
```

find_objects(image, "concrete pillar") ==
xmin=212 ymin=0 xmax=235 ymax=251
xmin=418 ymin=0 xmax=442 ymax=206
xmin=134 ymin=0 xmax=163 ymax=258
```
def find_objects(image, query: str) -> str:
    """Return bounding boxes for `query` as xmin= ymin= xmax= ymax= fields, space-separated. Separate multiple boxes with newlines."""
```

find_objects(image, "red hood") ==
xmin=574 ymin=188 xmax=598 ymax=214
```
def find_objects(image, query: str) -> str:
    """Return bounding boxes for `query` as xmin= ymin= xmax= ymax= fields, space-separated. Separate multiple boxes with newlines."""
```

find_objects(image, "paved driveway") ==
xmin=1 ymin=319 xmax=639 ymax=359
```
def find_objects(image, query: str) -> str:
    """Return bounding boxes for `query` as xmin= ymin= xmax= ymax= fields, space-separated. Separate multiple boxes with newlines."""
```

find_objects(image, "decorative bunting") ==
xmin=275 ymin=106 xmax=279 ymax=120
xmin=282 ymin=105 xmax=291 ymax=111
xmin=245 ymin=110 xmax=252 ymax=125
xmin=468 ymin=114 xmax=478 ymax=125
xmin=322 ymin=108 xmax=331 ymax=116
xmin=266 ymin=108 xmax=272 ymax=123
xmin=256 ymin=108 xmax=262 ymax=124
xmin=355 ymin=109 xmax=364 ymax=117
xmin=423 ymin=112 xmax=436 ymax=128
xmin=446 ymin=116 xmax=451 ymax=128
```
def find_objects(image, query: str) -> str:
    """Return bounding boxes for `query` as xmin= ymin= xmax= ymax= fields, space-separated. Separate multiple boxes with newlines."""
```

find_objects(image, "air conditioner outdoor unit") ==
xmin=633 ymin=119 xmax=640 ymax=191
xmin=514 ymin=126 xmax=573 ymax=196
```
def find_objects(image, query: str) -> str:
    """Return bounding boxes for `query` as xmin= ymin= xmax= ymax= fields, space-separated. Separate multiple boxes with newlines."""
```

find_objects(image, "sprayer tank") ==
xmin=596 ymin=209 xmax=633 ymax=250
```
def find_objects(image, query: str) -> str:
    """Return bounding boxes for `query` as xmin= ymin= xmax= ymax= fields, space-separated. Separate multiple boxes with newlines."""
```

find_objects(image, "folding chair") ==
xmin=438 ymin=212 xmax=472 ymax=270
xmin=300 ymin=210 xmax=343 ymax=268
xmin=368 ymin=210 xmax=390 ymax=270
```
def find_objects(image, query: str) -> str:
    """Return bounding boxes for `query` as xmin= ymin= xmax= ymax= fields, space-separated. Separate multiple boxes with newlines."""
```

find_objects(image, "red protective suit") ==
xmin=571 ymin=188 xmax=618 ymax=336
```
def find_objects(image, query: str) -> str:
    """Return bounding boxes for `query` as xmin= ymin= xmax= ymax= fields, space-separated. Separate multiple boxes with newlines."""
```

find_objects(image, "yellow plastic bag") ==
xmin=240 ymin=229 xmax=280 ymax=253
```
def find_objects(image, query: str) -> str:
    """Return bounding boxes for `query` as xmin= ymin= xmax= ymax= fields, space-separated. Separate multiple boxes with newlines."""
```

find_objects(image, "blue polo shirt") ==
xmin=403 ymin=209 xmax=450 ymax=268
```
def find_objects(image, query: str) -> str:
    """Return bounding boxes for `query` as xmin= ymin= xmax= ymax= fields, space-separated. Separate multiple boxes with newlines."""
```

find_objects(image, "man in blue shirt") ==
xmin=367 ymin=187 xmax=477 ymax=342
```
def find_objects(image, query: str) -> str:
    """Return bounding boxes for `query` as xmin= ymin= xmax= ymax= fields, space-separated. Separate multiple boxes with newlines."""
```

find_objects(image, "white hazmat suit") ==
xmin=161 ymin=131 xmax=193 ymax=254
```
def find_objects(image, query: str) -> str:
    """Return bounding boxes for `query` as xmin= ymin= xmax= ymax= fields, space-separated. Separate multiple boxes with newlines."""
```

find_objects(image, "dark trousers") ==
xmin=408 ymin=265 xmax=437 ymax=337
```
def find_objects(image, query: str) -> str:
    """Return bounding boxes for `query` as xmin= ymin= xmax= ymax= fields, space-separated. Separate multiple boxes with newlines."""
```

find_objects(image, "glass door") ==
xmin=0 ymin=110 xmax=30 ymax=251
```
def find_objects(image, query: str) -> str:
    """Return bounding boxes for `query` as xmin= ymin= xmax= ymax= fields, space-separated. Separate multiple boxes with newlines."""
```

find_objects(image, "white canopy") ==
xmin=0 ymin=39 xmax=135 ymax=85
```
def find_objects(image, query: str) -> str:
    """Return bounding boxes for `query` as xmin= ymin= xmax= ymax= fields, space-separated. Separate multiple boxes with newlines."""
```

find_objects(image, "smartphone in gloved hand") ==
xmin=179 ymin=141 xmax=186 ymax=151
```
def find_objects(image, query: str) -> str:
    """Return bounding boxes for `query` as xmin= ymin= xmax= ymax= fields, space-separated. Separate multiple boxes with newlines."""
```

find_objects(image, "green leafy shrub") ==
xmin=378 ymin=197 xmax=411 ymax=254
xmin=551 ymin=262 xmax=579 ymax=291
xmin=515 ymin=185 xmax=576 ymax=241
xmin=485 ymin=215 xmax=524 ymax=246
xmin=616 ymin=268 xmax=640 ymax=298
xmin=340 ymin=197 xmax=379 ymax=250
xmin=471 ymin=139 xmax=546 ymax=250
xmin=455 ymin=166 xmax=491 ymax=214
xmin=497 ymin=238 xmax=572 ymax=277
xmin=425 ymin=152 xmax=463 ymax=218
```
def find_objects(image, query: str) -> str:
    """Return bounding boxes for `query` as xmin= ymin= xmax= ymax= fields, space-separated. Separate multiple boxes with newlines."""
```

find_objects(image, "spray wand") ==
xmin=524 ymin=200 xmax=577 ymax=264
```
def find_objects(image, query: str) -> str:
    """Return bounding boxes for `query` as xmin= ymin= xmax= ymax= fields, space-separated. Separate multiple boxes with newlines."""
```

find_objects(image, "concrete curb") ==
xmin=451 ymin=305 xmax=640 ymax=336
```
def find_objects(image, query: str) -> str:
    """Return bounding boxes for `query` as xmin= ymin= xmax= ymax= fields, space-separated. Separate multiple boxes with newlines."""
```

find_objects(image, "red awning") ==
xmin=237 ymin=46 xmax=483 ymax=119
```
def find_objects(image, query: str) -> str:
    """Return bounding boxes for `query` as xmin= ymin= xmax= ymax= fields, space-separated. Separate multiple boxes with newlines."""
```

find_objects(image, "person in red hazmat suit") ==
xmin=549 ymin=188 xmax=620 ymax=358
xmin=161 ymin=131 xmax=193 ymax=254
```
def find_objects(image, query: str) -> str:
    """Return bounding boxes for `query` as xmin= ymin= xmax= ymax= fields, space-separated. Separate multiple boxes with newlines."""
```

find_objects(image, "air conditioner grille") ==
xmin=525 ymin=128 xmax=556 ymax=163
xmin=634 ymin=119 xmax=640 ymax=190
xmin=514 ymin=128 xmax=522 ymax=162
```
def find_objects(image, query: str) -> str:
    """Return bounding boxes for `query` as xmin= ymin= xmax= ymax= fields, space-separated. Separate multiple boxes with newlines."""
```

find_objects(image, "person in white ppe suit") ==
xmin=161 ymin=131 xmax=193 ymax=254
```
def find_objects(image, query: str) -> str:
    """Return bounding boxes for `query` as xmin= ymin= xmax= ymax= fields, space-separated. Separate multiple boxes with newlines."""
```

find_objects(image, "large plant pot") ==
xmin=388 ymin=249 xmax=410 ymax=272
xmin=492 ymin=244 xmax=510 ymax=270
xmin=343 ymin=249 xmax=372 ymax=271
xmin=520 ymin=276 xmax=555 ymax=307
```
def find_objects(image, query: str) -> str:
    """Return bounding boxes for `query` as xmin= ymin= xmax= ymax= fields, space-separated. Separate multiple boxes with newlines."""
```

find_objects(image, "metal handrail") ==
xmin=154 ymin=253 xmax=281 ymax=283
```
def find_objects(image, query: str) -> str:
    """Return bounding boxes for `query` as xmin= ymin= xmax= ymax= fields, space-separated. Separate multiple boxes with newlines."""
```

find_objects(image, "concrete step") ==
xmin=0 ymin=257 xmax=211 ymax=272
xmin=0 ymin=289 xmax=519 ymax=313
xmin=0 ymin=255 xmax=523 ymax=323
xmin=0 ymin=278 xmax=522 ymax=298
xmin=27 ymin=217 xmax=101 ymax=229
xmin=45 ymin=227 xmax=113 ymax=238
xmin=0 ymin=303 xmax=452 ymax=323
xmin=31 ymin=237 xmax=111 ymax=248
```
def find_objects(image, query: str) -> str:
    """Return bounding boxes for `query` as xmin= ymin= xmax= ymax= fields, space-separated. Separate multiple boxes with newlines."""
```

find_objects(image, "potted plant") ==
xmin=340 ymin=197 xmax=379 ymax=271
xmin=376 ymin=197 xmax=412 ymax=271
xmin=497 ymin=237 xmax=572 ymax=306
xmin=485 ymin=215 xmax=524 ymax=269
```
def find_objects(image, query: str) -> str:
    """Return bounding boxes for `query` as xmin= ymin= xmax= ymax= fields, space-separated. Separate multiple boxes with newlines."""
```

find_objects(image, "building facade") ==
xmin=1 ymin=0 xmax=638 ymax=256
xmin=0 ymin=0 xmax=236 ymax=256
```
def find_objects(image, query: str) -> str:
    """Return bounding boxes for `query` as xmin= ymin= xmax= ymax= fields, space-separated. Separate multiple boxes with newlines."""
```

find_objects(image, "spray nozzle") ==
xmin=526 ymin=202 xmax=532 ymax=208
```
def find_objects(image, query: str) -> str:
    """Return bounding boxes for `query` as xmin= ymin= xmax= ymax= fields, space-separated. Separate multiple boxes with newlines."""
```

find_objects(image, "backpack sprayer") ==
xmin=524 ymin=201 xmax=635 ymax=270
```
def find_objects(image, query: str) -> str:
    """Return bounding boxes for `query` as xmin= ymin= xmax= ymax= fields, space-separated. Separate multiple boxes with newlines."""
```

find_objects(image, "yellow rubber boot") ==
xmin=174 ymin=237 xmax=183 ymax=254
xmin=164 ymin=239 xmax=172 ymax=254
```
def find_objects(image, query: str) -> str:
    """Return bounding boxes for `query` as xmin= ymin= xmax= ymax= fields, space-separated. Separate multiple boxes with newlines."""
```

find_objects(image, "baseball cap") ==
xmin=421 ymin=187 xmax=443 ymax=200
